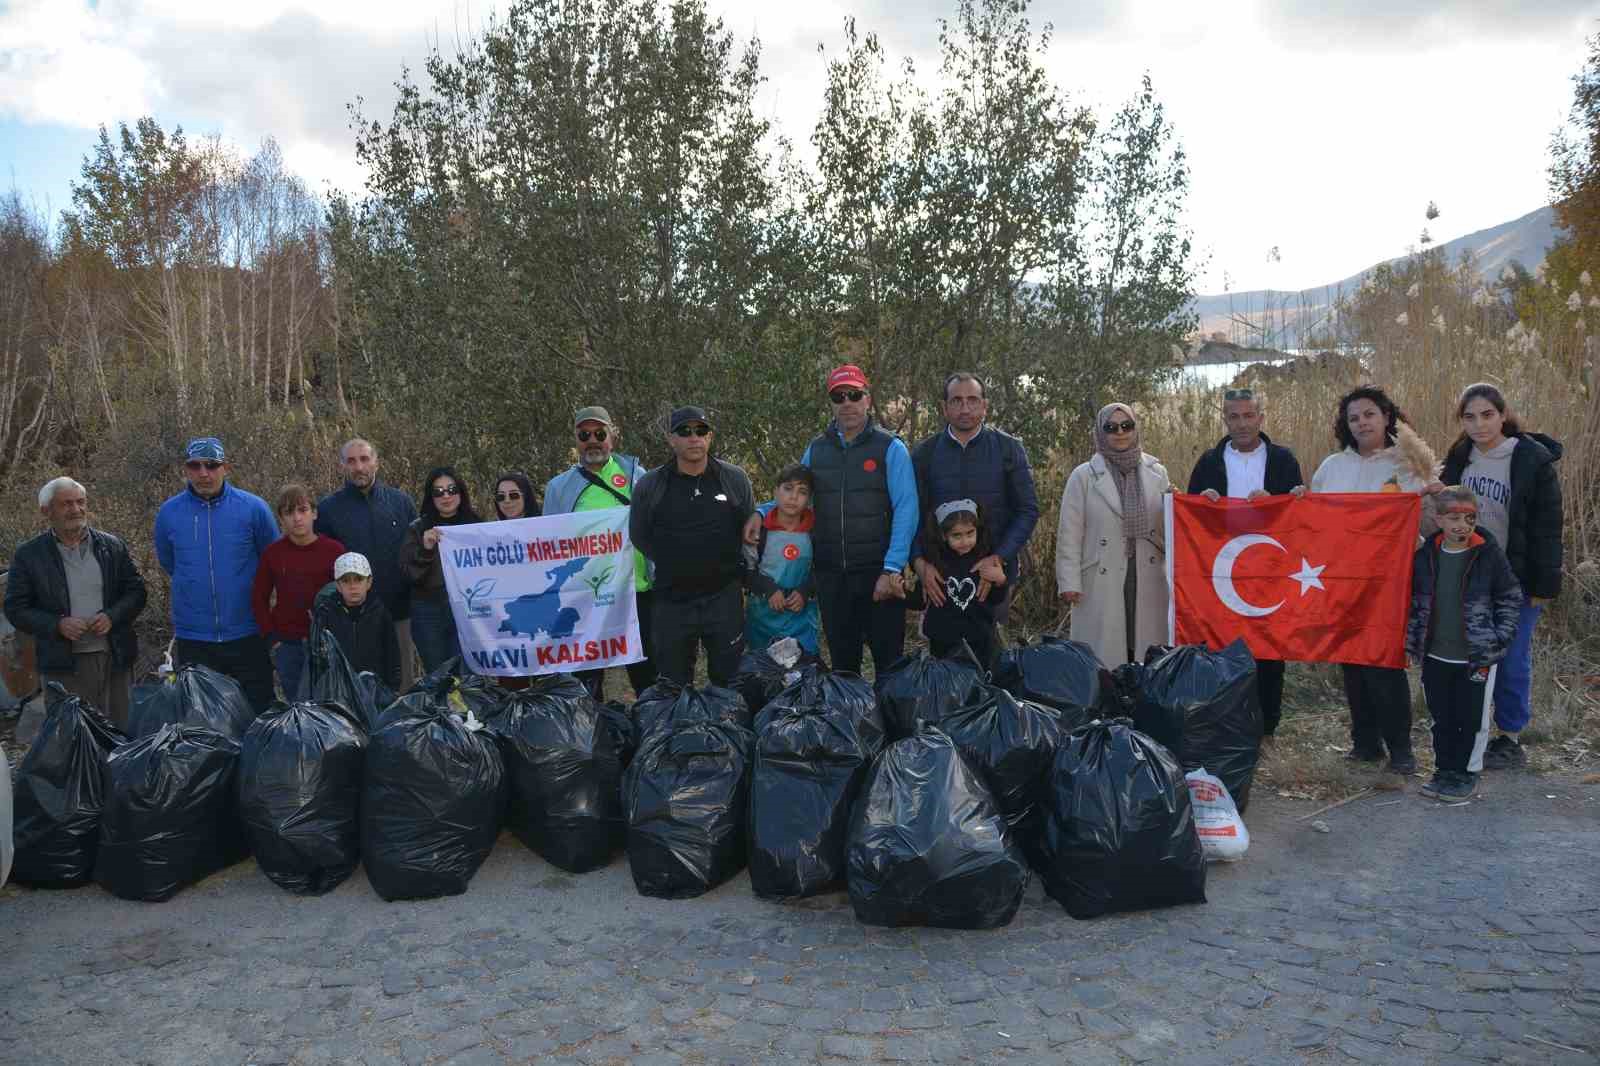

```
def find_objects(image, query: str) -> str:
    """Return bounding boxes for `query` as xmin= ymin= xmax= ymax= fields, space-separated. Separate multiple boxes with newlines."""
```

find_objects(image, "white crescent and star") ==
xmin=1210 ymin=535 xmax=1328 ymax=617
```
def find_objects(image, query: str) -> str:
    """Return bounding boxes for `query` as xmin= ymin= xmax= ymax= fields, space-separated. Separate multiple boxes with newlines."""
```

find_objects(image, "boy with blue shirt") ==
xmin=745 ymin=465 xmax=821 ymax=654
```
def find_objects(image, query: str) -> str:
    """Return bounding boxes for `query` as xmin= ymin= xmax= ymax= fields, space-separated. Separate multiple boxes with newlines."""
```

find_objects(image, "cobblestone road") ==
xmin=3 ymin=772 xmax=1597 ymax=1066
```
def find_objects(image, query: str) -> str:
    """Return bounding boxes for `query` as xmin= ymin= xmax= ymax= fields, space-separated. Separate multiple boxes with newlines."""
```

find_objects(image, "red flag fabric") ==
xmin=1165 ymin=493 xmax=1421 ymax=668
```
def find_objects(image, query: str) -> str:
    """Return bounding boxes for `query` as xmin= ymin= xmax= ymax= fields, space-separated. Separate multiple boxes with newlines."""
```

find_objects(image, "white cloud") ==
xmin=1 ymin=0 xmax=1594 ymax=292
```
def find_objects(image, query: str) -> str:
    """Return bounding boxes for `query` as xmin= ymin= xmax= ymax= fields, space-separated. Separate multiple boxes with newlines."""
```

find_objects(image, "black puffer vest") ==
xmin=809 ymin=420 xmax=894 ymax=573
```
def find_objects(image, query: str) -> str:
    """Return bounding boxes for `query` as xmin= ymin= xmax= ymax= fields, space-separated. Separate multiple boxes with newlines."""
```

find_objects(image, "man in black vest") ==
xmin=910 ymin=372 xmax=1039 ymax=619
xmin=747 ymin=365 xmax=918 ymax=675
xmin=1185 ymin=385 xmax=1306 ymax=737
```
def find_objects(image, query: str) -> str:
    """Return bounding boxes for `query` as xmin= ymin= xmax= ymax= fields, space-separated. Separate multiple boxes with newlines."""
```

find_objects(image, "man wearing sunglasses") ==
xmin=1185 ymin=385 xmax=1306 ymax=739
xmin=746 ymin=365 xmax=917 ymax=675
xmin=630 ymin=406 xmax=755 ymax=685
xmin=153 ymin=437 xmax=280 ymax=712
xmin=909 ymin=372 xmax=1039 ymax=618
xmin=315 ymin=438 xmax=420 ymax=689
xmin=542 ymin=406 xmax=657 ymax=698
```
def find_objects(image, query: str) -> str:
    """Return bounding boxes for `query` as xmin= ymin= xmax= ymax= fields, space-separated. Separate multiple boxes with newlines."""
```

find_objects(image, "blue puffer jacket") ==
xmin=154 ymin=483 xmax=279 ymax=642
xmin=1405 ymin=529 xmax=1523 ymax=670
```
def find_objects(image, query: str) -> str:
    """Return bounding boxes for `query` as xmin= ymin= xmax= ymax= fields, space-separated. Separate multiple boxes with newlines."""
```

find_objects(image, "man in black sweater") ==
xmin=1186 ymin=386 xmax=1305 ymax=737
xmin=629 ymin=406 xmax=755 ymax=685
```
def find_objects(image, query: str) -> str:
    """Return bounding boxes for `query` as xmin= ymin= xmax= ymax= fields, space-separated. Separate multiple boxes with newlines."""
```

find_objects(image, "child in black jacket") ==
xmin=920 ymin=500 xmax=1008 ymax=671
xmin=313 ymin=553 xmax=402 ymax=692
xmin=1405 ymin=488 xmax=1522 ymax=801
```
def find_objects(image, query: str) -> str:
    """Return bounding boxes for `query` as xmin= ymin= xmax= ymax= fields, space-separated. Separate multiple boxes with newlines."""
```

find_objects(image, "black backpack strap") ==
xmin=577 ymin=466 xmax=633 ymax=507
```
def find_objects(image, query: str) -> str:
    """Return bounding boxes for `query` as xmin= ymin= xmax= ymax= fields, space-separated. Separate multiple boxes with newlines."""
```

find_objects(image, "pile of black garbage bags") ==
xmin=8 ymin=626 xmax=1259 ymax=924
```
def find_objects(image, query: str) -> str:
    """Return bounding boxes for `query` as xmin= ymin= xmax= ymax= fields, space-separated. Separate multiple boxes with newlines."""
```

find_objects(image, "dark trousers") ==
xmin=1257 ymin=658 xmax=1285 ymax=736
xmin=1422 ymin=658 xmax=1496 ymax=774
xmin=922 ymin=606 xmax=999 ymax=675
xmin=410 ymin=597 xmax=461 ymax=675
xmin=1340 ymin=663 xmax=1412 ymax=759
xmin=815 ymin=569 xmax=907 ymax=677
xmin=176 ymin=634 xmax=274 ymax=714
xmin=652 ymin=584 xmax=744 ymax=687
xmin=579 ymin=589 xmax=659 ymax=700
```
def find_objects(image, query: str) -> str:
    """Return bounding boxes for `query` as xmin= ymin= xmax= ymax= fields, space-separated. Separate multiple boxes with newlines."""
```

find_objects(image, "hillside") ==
xmin=1192 ymin=205 xmax=1563 ymax=348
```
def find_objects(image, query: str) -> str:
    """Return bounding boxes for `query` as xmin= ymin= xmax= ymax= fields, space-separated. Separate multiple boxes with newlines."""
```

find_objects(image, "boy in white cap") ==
xmin=312 ymin=552 xmax=401 ymax=691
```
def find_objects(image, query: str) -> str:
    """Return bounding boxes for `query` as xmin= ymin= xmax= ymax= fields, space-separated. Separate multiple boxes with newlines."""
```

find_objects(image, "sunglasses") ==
xmin=185 ymin=460 xmax=223 ymax=471
xmin=674 ymin=424 xmax=711 ymax=438
xmin=1223 ymin=387 xmax=1255 ymax=401
xmin=1103 ymin=419 xmax=1136 ymax=434
xmin=431 ymin=484 xmax=461 ymax=498
xmin=829 ymin=389 xmax=865 ymax=405
xmin=495 ymin=491 xmax=522 ymax=503
xmin=576 ymin=428 xmax=608 ymax=443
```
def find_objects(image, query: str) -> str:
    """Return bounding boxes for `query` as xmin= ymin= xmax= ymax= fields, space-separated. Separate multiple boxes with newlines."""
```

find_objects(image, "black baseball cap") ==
xmin=669 ymin=406 xmax=713 ymax=432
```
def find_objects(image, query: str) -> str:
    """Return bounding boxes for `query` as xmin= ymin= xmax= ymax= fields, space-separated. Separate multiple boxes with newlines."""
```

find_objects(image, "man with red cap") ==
xmin=748 ymin=365 xmax=917 ymax=675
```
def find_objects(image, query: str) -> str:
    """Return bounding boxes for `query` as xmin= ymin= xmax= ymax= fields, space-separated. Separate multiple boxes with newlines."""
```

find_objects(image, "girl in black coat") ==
xmin=1440 ymin=383 xmax=1563 ymax=768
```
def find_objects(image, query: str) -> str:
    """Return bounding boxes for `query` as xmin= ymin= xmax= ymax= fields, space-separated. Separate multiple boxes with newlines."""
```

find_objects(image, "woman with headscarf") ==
xmin=1054 ymin=403 xmax=1171 ymax=667
xmin=398 ymin=466 xmax=483 ymax=673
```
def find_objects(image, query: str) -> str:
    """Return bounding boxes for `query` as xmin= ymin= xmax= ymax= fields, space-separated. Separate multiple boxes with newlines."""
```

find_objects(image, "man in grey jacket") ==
xmin=544 ymin=406 xmax=656 ymax=697
xmin=629 ymin=406 xmax=754 ymax=686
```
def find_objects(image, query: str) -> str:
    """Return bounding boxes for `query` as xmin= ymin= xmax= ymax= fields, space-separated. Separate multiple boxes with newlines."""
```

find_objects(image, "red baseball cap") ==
xmin=826 ymin=364 xmax=869 ymax=392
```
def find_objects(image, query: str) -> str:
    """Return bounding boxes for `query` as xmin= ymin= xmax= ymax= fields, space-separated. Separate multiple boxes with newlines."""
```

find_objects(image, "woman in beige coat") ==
xmin=1055 ymin=403 xmax=1170 ymax=667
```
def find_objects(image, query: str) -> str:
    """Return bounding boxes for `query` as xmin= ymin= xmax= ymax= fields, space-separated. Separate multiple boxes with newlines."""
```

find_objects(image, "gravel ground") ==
xmin=1 ymin=768 xmax=1597 ymax=1066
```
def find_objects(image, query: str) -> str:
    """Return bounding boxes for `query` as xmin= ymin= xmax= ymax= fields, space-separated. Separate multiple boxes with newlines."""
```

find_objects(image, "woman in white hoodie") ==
xmin=1310 ymin=385 xmax=1439 ymax=775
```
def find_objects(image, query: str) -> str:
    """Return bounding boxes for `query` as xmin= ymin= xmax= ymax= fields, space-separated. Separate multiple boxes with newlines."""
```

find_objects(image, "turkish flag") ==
xmin=1165 ymin=493 xmax=1421 ymax=668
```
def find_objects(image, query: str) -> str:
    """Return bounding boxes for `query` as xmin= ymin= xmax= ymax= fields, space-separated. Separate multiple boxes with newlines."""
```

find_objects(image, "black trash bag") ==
xmin=127 ymin=663 xmax=256 ymax=742
xmin=598 ymin=700 xmax=639 ymax=770
xmin=634 ymin=680 xmax=751 ymax=740
xmin=937 ymin=685 xmax=1062 ymax=870
xmin=94 ymin=725 xmax=246 ymax=901
xmin=357 ymin=672 xmax=397 ymax=725
xmin=392 ymin=657 xmax=508 ymax=725
xmin=846 ymin=728 xmax=1030 ymax=929
xmin=994 ymin=635 xmax=1117 ymax=729
xmin=623 ymin=716 xmax=754 ymax=898
xmin=874 ymin=647 xmax=986 ymax=740
xmin=1036 ymin=719 xmax=1207 ymax=920
xmin=1109 ymin=661 xmax=1147 ymax=717
xmin=10 ymin=683 xmax=127 ymax=887
xmin=361 ymin=688 xmax=506 ymax=900
xmin=730 ymin=643 xmax=821 ymax=716
xmin=1131 ymin=640 xmax=1263 ymax=811
xmin=307 ymin=628 xmax=377 ymax=728
xmin=238 ymin=700 xmax=367 ymax=895
xmin=748 ymin=670 xmax=885 ymax=900
xmin=489 ymin=675 xmax=625 ymax=873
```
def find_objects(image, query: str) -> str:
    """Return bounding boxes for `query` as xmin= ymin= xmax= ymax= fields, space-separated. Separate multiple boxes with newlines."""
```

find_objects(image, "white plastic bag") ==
xmin=1185 ymin=768 xmax=1248 ymax=862
xmin=1 ymin=743 xmax=13 ymax=887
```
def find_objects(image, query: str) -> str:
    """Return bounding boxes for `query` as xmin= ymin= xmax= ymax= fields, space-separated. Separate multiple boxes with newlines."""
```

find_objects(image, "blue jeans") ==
xmin=272 ymin=639 xmax=308 ymax=702
xmin=410 ymin=597 xmax=462 ymax=674
xmin=1492 ymin=599 xmax=1542 ymax=733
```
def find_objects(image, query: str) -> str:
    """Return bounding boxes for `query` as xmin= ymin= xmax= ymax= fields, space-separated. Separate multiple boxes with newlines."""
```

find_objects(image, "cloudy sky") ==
xmin=2 ymin=0 xmax=1597 ymax=292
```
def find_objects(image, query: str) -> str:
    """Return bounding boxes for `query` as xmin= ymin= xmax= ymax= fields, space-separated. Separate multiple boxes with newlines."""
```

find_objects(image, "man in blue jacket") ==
xmin=543 ymin=405 xmax=656 ymax=698
xmin=909 ymin=372 xmax=1039 ymax=622
xmin=154 ymin=437 xmax=279 ymax=711
xmin=748 ymin=366 xmax=918 ymax=675
xmin=315 ymin=438 xmax=419 ymax=689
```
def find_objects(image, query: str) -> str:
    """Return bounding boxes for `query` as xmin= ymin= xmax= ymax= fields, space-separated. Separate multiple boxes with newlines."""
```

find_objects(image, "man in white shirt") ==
xmin=1185 ymin=386 xmax=1306 ymax=737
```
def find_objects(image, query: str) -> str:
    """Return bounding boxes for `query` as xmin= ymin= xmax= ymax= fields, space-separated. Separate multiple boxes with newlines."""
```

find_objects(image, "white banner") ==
xmin=438 ymin=510 xmax=642 ymax=677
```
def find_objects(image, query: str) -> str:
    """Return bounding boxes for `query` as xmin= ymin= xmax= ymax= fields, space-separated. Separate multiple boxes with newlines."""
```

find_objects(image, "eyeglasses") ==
xmin=829 ymin=389 xmax=865 ymax=405
xmin=576 ymin=428 xmax=608 ymax=443
xmin=431 ymin=484 xmax=461 ymax=498
xmin=674 ymin=424 xmax=711 ymax=438
xmin=1102 ymin=419 xmax=1136 ymax=434
xmin=185 ymin=460 xmax=223 ymax=471
xmin=1223 ymin=387 xmax=1255 ymax=401
xmin=495 ymin=491 xmax=522 ymax=503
